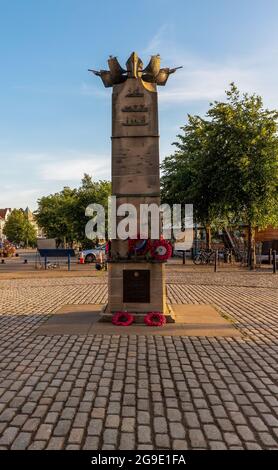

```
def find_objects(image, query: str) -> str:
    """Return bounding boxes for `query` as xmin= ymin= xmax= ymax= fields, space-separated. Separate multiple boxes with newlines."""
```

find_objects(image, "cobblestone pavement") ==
xmin=0 ymin=270 xmax=278 ymax=450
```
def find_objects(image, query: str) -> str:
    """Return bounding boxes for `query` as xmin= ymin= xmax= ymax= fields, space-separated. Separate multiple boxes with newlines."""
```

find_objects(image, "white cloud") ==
xmin=143 ymin=24 xmax=173 ymax=55
xmin=39 ymin=156 xmax=110 ymax=181
xmin=143 ymin=29 xmax=278 ymax=108
xmin=0 ymin=187 xmax=41 ymax=210
xmin=0 ymin=150 xmax=111 ymax=209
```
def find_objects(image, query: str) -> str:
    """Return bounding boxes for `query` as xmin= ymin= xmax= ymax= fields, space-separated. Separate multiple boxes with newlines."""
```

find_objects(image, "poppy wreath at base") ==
xmin=151 ymin=239 xmax=172 ymax=261
xmin=128 ymin=236 xmax=151 ymax=256
xmin=144 ymin=312 xmax=166 ymax=327
xmin=112 ymin=311 xmax=134 ymax=326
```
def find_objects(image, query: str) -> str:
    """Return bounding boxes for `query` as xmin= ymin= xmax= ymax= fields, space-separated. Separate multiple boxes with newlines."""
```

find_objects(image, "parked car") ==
xmin=79 ymin=244 xmax=106 ymax=263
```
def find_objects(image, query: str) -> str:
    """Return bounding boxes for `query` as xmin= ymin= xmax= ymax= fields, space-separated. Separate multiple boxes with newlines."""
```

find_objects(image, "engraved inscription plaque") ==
xmin=123 ymin=270 xmax=150 ymax=303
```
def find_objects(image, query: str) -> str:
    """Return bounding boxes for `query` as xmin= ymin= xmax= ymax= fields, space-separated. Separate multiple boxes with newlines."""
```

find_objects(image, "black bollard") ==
xmin=1 ymin=259 xmax=5 ymax=264
xmin=273 ymin=250 xmax=277 ymax=274
xmin=214 ymin=250 xmax=218 ymax=273
xmin=182 ymin=251 xmax=185 ymax=265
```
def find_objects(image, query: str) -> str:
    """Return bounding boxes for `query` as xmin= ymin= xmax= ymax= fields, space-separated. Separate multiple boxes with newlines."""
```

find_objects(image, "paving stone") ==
xmin=245 ymin=442 xmax=262 ymax=450
xmin=189 ymin=429 xmax=207 ymax=448
xmin=154 ymin=417 xmax=167 ymax=434
xmin=68 ymin=428 xmax=84 ymax=444
xmin=138 ymin=425 xmax=152 ymax=443
xmin=169 ymin=422 xmax=186 ymax=440
xmin=35 ymin=424 xmax=53 ymax=441
xmin=91 ymin=408 xmax=106 ymax=419
xmin=10 ymin=432 xmax=32 ymax=450
xmin=138 ymin=411 xmax=151 ymax=424
xmin=249 ymin=417 xmax=268 ymax=432
xmin=28 ymin=440 xmax=47 ymax=450
xmin=262 ymin=414 xmax=278 ymax=427
xmin=83 ymin=436 xmax=100 ymax=450
xmin=73 ymin=412 xmax=88 ymax=427
xmin=236 ymin=425 xmax=256 ymax=441
xmin=166 ymin=408 xmax=182 ymax=422
xmin=137 ymin=444 xmax=154 ymax=450
xmin=45 ymin=412 xmax=59 ymax=424
xmin=204 ymin=424 xmax=222 ymax=440
xmin=198 ymin=409 xmax=214 ymax=423
xmin=121 ymin=418 xmax=135 ymax=432
xmin=217 ymin=418 xmax=235 ymax=432
xmin=184 ymin=412 xmax=200 ymax=427
xmin=258 ymin=432 xmax=278 ymax=447
xmin=223 ymin=432 xmax=242 ymax=447
xmin=0 ymin=427 xmax=18 ymax=445
xmin=137 ymin=399 xmax=149 ymax=411
xmin=122 ymin=406 xmax=136 ymax=417
xmin=61 ymin=408 xmax=75 ymax=420
xmin=46 ymin=437 xmax=65 ymax=450
xmin=209 ymin=441 xmax=227 ymax=450
xmin=11 ymin=414 xmax=28 ymax=427
xmin=155 ymin=434 xmax=170 ymax=448
xmin=53 ymin=420 xmax=71 ymax=437
xmin=87 ymin=418 xmax=103 ymax=435
xmin=22 ymin=418 xmax=41 ymax=432
xmin=103 ymin=428 xmax=118 ymax=445
xmin=0 ymin=409 xmax=16 ymax=423
xmin=172 ymin=439 xmax=188 ymax=450
xmin=119 ymin=433 xmax=135 ymax=450
xmin=105 ymin=415 xmax=120 ymax=429
xmin=107 ymin=402 xmax=121 ymax=414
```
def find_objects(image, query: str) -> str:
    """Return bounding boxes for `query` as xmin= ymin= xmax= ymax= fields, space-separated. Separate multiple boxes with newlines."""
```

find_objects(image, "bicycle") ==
xmin=193 ymin=249 xmax=216 ymax=265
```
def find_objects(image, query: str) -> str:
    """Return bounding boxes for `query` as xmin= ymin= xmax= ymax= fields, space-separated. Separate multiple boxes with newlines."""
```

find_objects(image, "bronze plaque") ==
xmin=123 ymin=270 xmax=150 ymax=303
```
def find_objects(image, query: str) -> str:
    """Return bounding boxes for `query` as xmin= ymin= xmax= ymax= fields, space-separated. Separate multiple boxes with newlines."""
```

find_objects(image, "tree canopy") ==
xmin=35 ymin=174 xmax=111 ymax=247
xmin=3 ymin=209 xmax=37 ymax=246
xmin=161 ymin=84 xmax=278 ymax=263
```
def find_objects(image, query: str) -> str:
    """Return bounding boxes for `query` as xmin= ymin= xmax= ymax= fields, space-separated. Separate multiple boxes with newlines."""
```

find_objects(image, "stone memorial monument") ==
xmin=89 ymin=52 xmax=181 ymax=322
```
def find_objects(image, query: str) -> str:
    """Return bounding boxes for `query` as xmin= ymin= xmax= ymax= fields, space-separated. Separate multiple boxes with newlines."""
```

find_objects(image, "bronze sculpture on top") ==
xmin=89 ymin=52 xmax=182 ymax=87
xmin=89 ymin=52 xmax=181 ymax=322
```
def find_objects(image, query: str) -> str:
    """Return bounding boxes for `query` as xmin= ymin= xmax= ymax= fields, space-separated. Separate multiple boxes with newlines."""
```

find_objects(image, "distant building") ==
xmin=24 ymin=207 xmax=44 ymax=238
xmin=255 ymin=226 xmax=278 ymax=252
xmin=0 ymin=216 xmax=5 ymax=242
xmin=0 ymin=208 xmax=12 ymax=242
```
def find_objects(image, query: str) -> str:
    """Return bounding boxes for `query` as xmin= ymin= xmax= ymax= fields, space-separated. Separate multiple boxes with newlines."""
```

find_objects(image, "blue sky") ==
xmin=1 ymin=0 xmax=278 ymax=209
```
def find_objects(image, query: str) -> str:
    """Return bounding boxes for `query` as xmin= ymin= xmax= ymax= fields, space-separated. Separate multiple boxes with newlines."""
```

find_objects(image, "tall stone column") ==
xmin=89 ymin=53 xmax=181 ymax=321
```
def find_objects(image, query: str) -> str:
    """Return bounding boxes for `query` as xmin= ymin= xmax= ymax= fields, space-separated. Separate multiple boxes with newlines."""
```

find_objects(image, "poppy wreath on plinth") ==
xmin=144 ymin=312 xmax=166 ymax=327
xmin=128 ymin=236 xmax=151 ymax=256
xmin=151 ymin=239 xmax=172 ymax=261
xmin=112 ymin=311 xmax=134 ymax=326
xmin=105 ymin=241 xmax=111 ymax=255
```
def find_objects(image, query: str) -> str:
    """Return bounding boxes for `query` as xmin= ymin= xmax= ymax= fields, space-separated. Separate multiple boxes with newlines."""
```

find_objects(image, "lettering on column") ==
xmin=123 ymin=88 xmax=149 ymax=126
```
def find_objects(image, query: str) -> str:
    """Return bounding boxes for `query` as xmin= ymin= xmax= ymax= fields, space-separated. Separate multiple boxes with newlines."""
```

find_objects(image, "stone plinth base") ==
xmin=104 ymin=260 xmax=175 ymax=323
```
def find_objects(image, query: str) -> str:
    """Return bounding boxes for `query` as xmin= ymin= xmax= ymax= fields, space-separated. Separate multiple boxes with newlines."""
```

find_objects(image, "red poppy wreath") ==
xmin=144 ymin=312 xmax=166 ymax=327
xmin=112 ymin=311 xmax=134 ymax=326
xmin=128 ymin=237 xmax=151 ymax=256
xmin=151 ymin=239 xmax=172 ymax=261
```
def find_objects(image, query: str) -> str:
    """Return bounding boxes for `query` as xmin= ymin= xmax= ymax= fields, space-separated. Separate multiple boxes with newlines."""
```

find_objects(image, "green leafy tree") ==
xmin=71 ymin=174 xmax=111 ymax=248
xmin=161 ymin=84 xmax=278 ymax=267
xmin=3 ymin=209 xmax=37 ymax=247
xmin=35 ymin=175 xmax=111 ymax=247
xmin=35 ymin=187 xmax=77 ymax=246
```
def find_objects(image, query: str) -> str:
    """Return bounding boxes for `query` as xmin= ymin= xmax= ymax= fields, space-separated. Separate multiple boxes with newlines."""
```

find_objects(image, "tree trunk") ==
xmin=247 ymin=224 xmax=256 ymax=270
xmin=205 ymin=225 xmax=212 ymax=250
